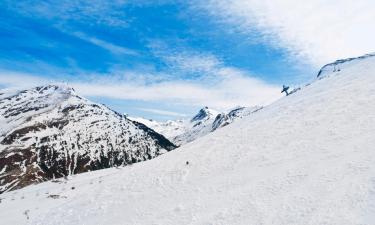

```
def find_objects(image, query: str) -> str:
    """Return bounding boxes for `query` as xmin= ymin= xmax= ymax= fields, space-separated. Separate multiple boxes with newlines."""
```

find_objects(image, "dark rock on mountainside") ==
xmin=0 ymin=85 xmax=176 ymax=193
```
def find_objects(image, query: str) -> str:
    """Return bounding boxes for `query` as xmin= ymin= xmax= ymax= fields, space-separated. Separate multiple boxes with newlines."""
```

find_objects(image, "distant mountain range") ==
xmin=130 ymin=105 xmax=262 ymax=146
xmin=0 ymin=84 xmax=262 ymax=193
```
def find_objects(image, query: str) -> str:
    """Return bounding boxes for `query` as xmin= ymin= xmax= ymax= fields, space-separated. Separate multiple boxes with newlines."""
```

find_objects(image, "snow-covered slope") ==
xmin=1 ymin=54 xmax=375 ymax=225
xmin=0 ymin=85 xmax=176 ymax=193
xmin=131 ymin=106 xmax=261 ymax=146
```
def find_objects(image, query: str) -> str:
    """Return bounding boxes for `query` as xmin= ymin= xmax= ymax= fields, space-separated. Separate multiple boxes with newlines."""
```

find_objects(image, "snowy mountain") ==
xmin=131 ymin=106 xmax=261 ymax=146
xmin=1 ymin=53 xmax=375 ymax=225
xmin=172 ymin=106 xmax=219 ymax=145
xmin=211 ymin=106 xmax=262 ymax=131
xmin=128 ymin=117 xmax=186 ymax=141
xmin=0 ymin=85 xmax=176 ymax=193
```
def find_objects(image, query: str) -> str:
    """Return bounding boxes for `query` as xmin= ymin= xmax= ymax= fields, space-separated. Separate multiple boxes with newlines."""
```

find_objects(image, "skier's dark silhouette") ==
xmin=281 ymin=85 xmax=290 ymax=96
xmin=186 ymin=161 xmax=189 ymax=165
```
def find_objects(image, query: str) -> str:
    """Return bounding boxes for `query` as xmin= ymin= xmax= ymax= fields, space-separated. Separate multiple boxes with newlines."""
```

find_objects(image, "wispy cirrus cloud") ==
xmin=163 ymin=52 xmax=221 ymax=75
xmin=149 ymin=41 xmax=223 ymax=76
xmin=71 ymin=67 xmax=281 ymax=109
xmin=72 ymin=32 xmax=138 ymax=56
xmin=0 ymin=63 xmax=282 ymax=110
xmin=136 ymin=108 xmax=187 ymax=117
xmin=193 ymin=0 xmax=375 ymax=66
xmin=3 ymin=0 xmax=130 ymax=28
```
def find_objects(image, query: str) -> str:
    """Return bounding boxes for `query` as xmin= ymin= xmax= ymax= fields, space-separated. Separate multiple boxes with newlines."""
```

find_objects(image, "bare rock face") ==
xmin=0 ymin=85 xmax=176 ymax=193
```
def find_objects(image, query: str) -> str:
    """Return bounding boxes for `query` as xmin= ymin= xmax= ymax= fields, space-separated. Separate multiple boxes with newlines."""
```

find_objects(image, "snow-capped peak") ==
xmin=0 ymin=84 xmax=176 ymax=193
xmin=132 ymin=106 xmax=261 ymax=146
xmin=190 ymin=106 xmax=218 ymax=122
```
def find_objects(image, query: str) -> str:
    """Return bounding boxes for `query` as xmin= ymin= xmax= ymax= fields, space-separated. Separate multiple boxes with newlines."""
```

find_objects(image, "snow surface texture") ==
xmin=1 ymin=54 xmax=375 ymax=225
xmin=0 ymin=85 xmax=175 ymax=193
xmin=131 ymin=106 xmax=261 ymax=146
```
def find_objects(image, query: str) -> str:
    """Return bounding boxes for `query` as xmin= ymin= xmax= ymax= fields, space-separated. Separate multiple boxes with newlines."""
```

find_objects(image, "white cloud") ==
xmin=137 ymin=108 xmax=188 ymax=117
xmin=0 ymin=71 xmax=48 ymax=89
xmin=147 ymin=41 xmax=224 ymax=77
xmin=71 ymin=68 xmax=281 ymax=109
xmin=65 ymin=45 xmax=283 ymax=109
xmin=194 ymin=0 xmax=375 ymax=66
xmin=7 ymin=0 xmax=130 ymax=28
xmin=73 ymin=32 xmax=138 ymax=56
xmin=161 ymin=51 xmax=222 ymax=74
xmin=167 ymin=53 xmax=220 ymax=74
xmin=0 ymin=68 xmax=281 ymax=110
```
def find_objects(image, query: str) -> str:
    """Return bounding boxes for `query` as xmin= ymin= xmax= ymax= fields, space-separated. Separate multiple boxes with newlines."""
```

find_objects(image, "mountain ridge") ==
xmin=131 ymin=105 xmax=261 ymax=146
xmin=0 ymin=84 xmax=176 ymax=193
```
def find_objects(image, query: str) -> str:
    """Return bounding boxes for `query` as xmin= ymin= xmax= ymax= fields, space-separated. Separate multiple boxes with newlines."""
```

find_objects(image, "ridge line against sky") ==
xmin=0 ymin=0 xmax=374 ymax=120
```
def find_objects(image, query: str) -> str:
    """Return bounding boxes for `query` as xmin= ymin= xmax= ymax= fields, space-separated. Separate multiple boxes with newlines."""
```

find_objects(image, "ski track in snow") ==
xmin=1 ymin=55 xmax=375 ymax=224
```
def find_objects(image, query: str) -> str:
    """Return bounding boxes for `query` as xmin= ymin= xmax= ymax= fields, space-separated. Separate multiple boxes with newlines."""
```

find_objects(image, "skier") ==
xmin=281 ymin=85 xmax=290 ymax=96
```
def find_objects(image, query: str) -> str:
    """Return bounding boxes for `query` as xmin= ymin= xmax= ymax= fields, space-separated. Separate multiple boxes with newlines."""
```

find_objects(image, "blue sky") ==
xmin=1 ymin=0 xmax=374 ymax=120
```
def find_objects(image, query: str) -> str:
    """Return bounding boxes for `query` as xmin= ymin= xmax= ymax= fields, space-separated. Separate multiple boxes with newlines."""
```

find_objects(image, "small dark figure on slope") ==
xmin=281 ymin=85 xmax=290 ymax=96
